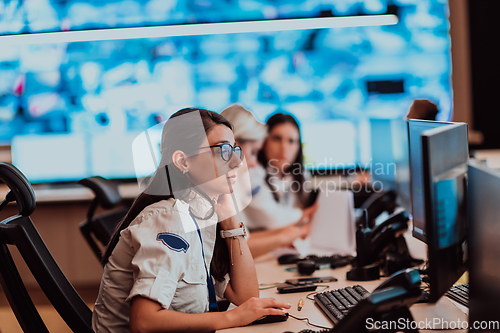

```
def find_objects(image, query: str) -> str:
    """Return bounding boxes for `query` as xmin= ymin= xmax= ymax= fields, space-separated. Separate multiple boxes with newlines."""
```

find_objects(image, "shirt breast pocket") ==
xmin=171 ymin=262 xmax=208 ymax=313
xmin=182 ymin=262 xmax=206 ymax=285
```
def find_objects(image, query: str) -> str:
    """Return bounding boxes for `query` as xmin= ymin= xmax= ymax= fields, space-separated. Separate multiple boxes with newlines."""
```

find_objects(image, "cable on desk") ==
xmin=259 ymin=283 xmax=284 ymax=290
xmin=288 ymin=313 xmax=331 ymax=330
xmin=305 ymin=285 xmax=329 ymax=301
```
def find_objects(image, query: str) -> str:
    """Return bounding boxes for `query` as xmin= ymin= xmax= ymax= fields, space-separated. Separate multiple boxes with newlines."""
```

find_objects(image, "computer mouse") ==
xmin=251 ymin=312 xmax=289 ymax=325
xmin=278 ymin=254 xmax=302 ymax=265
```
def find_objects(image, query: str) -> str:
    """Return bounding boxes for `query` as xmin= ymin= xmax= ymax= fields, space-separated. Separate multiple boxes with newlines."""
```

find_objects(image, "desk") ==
xmin=218 ymin=255 xmax=468 ymax=333
xmin=0 ymin=182 xmax=140 ymax=203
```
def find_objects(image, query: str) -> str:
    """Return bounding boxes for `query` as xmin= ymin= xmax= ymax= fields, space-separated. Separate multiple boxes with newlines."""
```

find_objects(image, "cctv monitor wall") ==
xmin=2 ymin=1 xmax=453 ymax=183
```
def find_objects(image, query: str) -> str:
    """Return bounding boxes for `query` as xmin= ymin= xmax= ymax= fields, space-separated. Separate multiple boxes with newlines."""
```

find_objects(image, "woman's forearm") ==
xmin=219 ymin=215 xmax=259 ymax=305
xmin=130 ymin=297 xmax=232 ymax=333
xmin=247 ymin=224 xmax=309 ymax=259
xmin=247 ymin=228 xmax=290 ymax=258
xmin=224 ymin=234 xmax=259 ymax=304
xmin=130 ymin=295 xmax=291 ymax=333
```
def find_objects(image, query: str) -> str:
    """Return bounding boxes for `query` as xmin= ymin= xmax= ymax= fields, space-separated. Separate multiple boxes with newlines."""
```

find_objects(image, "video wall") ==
xmin=0 ymin=0 xmax=452 ymax=182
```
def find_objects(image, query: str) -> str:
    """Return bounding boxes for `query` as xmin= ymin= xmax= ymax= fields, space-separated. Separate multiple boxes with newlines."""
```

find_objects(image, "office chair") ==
xmin=0 ymin=162 xmax=94 ymax=333
xmin=78 ymin=176 xmax=129 ymax=262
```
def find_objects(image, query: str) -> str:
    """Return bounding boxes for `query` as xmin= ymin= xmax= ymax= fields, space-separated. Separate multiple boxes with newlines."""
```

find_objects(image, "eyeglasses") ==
xmin=198 ymin=143 xmax=243 ymax=162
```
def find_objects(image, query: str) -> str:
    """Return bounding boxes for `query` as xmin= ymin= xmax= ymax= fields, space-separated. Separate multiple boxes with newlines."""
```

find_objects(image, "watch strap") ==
xmin=220 ymin=223 xmax=247 ymax=238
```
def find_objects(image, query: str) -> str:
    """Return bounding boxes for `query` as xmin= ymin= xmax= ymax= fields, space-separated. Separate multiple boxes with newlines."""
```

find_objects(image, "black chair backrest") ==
xmin=0 ymin=162 xmax=36 ymax=216
xmin=78 ymin=176 xmax=122 ymax=210
xmin=0 ymin=162 xmax=94 ymax=333
xmin=77 ymin=176 xmax=128 ymax=262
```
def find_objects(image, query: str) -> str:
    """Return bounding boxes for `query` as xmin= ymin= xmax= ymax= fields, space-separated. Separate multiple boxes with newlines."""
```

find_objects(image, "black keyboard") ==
xmin=445 ymin=283 xmax=469 ymax=307
xmin=305 ymin=255 xmax=352 ymax=264
xmin=314 ymin=285 xmax=370 ymax=324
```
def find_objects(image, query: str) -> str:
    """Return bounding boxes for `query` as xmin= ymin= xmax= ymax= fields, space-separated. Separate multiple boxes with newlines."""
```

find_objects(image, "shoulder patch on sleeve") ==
xmin=251 ymin=185 xmax=261 ymax=196
xmin=157 ymin=232 xmax=190 ymax=253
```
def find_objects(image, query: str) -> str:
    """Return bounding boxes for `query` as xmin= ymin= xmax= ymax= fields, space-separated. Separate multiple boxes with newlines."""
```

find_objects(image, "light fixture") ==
xmin=0 ymin=15 xmax=398 ymax=45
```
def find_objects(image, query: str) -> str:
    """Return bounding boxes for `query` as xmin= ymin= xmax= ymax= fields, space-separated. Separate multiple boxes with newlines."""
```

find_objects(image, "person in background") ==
xmin=221 ymin=105 xmax=314 ymax=258
xmin=232 ymin=110 xmax=317 ymax=230
xmin=406 ymin=99 xmax=439 ymax=121
xmin=93 ymin=108 xmax=290 ymax=333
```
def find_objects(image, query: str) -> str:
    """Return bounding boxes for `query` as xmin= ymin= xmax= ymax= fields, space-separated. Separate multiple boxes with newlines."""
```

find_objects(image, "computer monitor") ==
xmin=369 ymin=119 xmax=411 ymax=213
xmin=10 ymin=133 xmax=89 ymax=183
xmin=467 ymin=161 xmax=500 ymax=329
xmin=420 ymin=123 xmax=469 ymax=303
xmin=301 ymin=120 xmax=357 ymax=170
xmin=409 ymin=119 xmax=456 ymax=243
xmin=393 ymin=120 xmax=412 ymax=213
xmin=370 ymin=119 xmax=397 ymax=190
xmin=89 ymin=131 xmax=143 ymax=180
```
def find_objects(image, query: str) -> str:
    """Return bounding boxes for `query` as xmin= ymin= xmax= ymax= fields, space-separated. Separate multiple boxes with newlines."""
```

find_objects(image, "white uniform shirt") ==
xmin=242 ymin=164 xmax=310 ymax=230
xmin=92 ymin=191 xmax=229 ymax=333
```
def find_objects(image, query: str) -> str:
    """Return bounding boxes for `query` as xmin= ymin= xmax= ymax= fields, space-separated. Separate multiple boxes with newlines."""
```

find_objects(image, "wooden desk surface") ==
xmin=0 ymin=182 xmax=140 ymax=203
xmin=218 ymin=255 xmax=468 ymax=333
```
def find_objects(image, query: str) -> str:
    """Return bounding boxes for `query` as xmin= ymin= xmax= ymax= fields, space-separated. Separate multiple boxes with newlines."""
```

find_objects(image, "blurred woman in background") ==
xmin=221 ymin=105 xmax=316 ymax=258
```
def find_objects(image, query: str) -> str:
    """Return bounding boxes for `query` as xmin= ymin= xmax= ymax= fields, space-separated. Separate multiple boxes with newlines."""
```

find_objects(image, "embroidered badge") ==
xmin=251 ymin=185 xmax=261 ymax=196
xmin=157 ymin=233 xmax=190 ymax=253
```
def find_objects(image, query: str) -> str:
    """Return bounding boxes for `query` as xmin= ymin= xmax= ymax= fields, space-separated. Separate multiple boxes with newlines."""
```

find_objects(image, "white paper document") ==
xmin=293 ymin=190 xmax=356 ymax=257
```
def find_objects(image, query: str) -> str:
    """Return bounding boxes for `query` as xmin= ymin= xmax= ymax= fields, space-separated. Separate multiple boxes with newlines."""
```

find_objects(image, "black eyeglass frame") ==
xmin=197 ymin=143 xmax=243 ymax=162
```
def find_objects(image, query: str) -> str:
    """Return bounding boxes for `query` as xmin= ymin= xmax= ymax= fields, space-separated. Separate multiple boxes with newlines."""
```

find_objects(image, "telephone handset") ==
xmin=373 ymin=267 xmax=421 ymax=292
xmin=347 ymin=208 xmax=412 ymax=281
xmin=358 ymin=190 xmax=397 ymax=228
xmin=370 ymin=209 xmax=409 ymax=255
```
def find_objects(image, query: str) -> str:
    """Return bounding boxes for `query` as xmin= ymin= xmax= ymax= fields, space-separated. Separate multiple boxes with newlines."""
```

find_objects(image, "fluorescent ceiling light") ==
xmin=0 ymin=15 xmax=398 ymax=45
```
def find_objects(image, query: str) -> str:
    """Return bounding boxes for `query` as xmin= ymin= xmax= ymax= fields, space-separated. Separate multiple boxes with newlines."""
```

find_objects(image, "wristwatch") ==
xmin=220 ymin=222 xmax=247 ymax=238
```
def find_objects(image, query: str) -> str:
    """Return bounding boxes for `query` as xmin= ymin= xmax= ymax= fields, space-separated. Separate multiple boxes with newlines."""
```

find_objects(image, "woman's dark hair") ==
xmin=257 ymin=112 xmax=308 ymax=206
xmin=102 ymin=108 xmax=231 ymax=282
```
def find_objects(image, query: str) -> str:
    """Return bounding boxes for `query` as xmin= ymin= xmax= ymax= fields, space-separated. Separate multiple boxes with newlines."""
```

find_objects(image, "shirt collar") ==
xmin=183 ymin=190 xmax=215 ymax=220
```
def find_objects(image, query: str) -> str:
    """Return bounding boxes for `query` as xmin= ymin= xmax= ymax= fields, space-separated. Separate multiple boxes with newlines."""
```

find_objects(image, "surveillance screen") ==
xmin=1 ymin=0 xmax=452 ymax=181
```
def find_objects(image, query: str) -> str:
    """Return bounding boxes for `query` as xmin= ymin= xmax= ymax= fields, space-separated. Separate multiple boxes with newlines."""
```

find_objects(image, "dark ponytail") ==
xmin=102 ymin=108 xmax=231 ymax=282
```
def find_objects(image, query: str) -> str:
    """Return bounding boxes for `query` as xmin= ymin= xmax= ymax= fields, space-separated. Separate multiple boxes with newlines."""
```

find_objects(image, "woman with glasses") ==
xmin=221 ymin=105 xmax=315 ymax=258
xmin=93 ymin=108 xmax=289 ymax=333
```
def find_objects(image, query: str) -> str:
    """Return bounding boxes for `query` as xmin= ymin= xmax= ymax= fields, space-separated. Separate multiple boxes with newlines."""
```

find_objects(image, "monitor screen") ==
xmin=393 ymin=120 xmax=411 ymax=213
xmin=10 ymin=133 xmax=88 ymax=183
xmin=369 ymin=118 xmax=411 ymax=213
xmin=467 ymin=161 xmax=500 ymax=328
xmin=409 ymin=120 xmax=455 ymax=243
xmin=2 ymin=1 xmax=453 ymax=183
xmin=420 ymin=123 xmax=468 ymax=303
xmin=370 ymin=119 xmax=397 ymax=190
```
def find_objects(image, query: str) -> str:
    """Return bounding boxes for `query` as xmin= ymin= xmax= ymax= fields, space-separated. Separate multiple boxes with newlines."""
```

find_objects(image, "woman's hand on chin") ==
xmin=214 ymin=194 xmax=240 ymax=229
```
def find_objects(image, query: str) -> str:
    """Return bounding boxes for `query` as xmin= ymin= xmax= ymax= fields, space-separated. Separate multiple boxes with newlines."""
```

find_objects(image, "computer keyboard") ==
xmin=445 ymin=283 xmax=468 ymax=307
xmin=305 ymin=255 xmax=351 ymax=264
xmin=314 ymin=285 xmax=370 ymax=324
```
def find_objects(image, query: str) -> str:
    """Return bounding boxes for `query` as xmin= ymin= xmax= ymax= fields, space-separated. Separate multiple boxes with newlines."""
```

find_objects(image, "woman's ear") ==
xmin=172 ymin=150 xmax=189 ymax=173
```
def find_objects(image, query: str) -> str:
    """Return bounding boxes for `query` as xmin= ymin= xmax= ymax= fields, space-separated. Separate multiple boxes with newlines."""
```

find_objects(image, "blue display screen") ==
xmin=0 ymin=0 xmax=452 ymax=183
